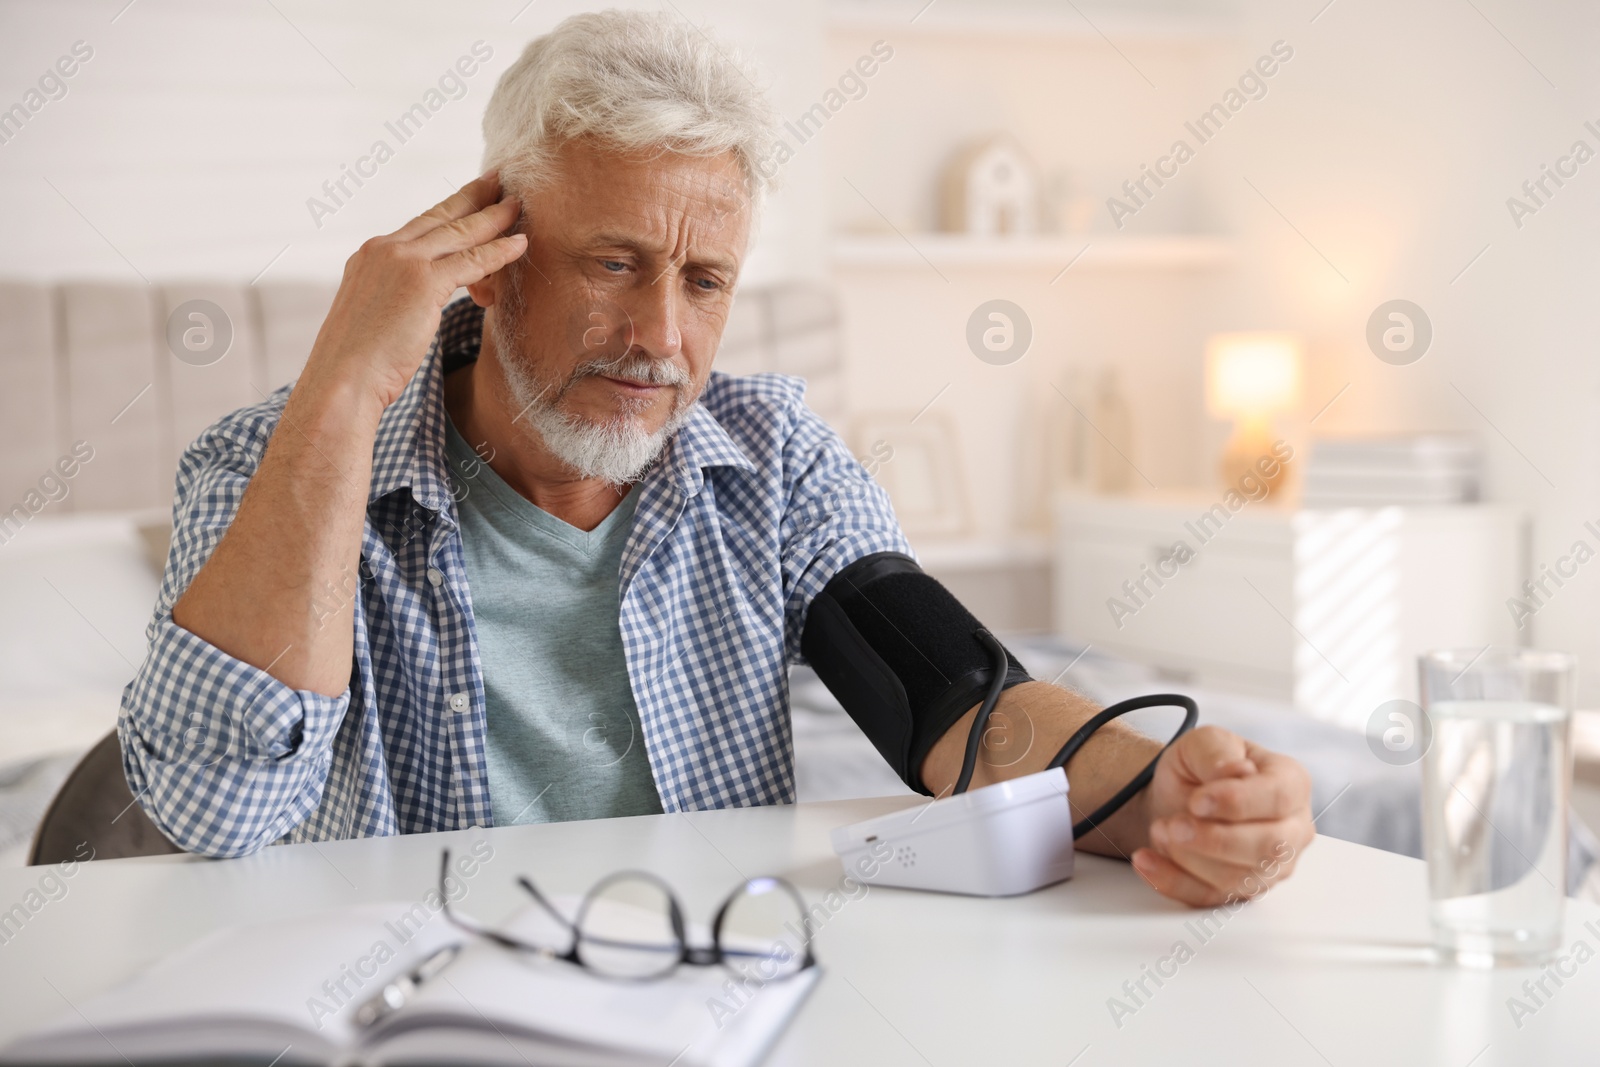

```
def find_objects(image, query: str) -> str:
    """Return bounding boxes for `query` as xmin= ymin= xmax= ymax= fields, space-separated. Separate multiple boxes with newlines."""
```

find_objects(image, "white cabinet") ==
xmin=1053 ymin=492 xmax=1526 ymax=728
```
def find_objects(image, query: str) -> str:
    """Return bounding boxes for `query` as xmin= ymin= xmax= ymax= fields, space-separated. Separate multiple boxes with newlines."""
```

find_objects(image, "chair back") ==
xmin=29 ymin=731 xmax=183 ymax=865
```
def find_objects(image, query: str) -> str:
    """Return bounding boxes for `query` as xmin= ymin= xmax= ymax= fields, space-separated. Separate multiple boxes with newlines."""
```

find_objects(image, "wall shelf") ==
xmin=830 ymin=234 xmax=1234 ymax=272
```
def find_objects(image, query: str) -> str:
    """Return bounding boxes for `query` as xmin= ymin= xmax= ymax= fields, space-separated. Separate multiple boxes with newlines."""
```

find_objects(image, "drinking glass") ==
xmin=1419 ymin=648 xmax=1574 ymax=967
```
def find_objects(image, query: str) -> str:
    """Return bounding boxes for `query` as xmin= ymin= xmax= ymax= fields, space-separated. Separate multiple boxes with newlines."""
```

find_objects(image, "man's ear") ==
xmin=468 ymin=193 xmax=526 ymax=308
xmin=466 ymin=223 xmax=521 ymax=309
xmin=466 ymin=270 xmax=500 ymax=310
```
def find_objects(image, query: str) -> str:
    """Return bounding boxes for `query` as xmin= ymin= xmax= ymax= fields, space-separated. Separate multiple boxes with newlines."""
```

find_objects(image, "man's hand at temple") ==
xmin=169 ymin=173 xmax=526 ymax=697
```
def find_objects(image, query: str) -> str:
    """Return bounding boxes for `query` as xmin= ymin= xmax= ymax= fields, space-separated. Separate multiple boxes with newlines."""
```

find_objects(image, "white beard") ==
xmin=491 ymin=305 xmax=695 ymax=487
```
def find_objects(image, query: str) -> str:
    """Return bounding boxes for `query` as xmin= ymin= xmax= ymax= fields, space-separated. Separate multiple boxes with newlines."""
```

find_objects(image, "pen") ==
xmin=354 ymin=942 xmax=463 ymax=1028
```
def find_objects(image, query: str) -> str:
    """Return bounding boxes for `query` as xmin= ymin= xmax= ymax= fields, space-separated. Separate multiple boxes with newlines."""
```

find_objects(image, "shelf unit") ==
xmin=1053 ymin=492 xmax=1525 ymax=720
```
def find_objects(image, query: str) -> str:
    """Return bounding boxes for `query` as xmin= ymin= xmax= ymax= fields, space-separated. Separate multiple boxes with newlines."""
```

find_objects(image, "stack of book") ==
xmin=1302 ymin=436 xmax=1481 ymax=507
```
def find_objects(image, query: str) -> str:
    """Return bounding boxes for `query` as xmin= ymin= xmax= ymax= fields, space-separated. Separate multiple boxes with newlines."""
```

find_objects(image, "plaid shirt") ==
xmin=119 ymin=298 xmax=908 ymax=857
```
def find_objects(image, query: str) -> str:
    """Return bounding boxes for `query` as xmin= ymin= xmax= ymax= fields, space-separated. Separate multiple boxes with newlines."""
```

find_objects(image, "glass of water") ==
xmin=1418 ymin=648 xmax=1574 ymax=967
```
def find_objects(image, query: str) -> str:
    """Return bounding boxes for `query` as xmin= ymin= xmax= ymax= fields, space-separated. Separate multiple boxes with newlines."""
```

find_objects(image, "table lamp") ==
xmin=1205 ymin=332 xmax=1302 ymax=499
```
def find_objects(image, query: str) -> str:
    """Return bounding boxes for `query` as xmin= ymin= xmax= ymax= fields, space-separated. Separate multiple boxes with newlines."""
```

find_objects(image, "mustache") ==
xmin=567 ymin=351 xmax=691 ymax=391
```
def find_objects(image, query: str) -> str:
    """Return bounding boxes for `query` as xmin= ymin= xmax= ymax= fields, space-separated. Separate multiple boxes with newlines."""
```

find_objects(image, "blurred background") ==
xmin=3 ymin=0 xmax=1600 ymax=877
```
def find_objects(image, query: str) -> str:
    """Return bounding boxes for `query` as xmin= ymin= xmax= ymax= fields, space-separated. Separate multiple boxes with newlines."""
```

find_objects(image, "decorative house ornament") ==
xmin=940 ymin=135 xmax=1040 ymax=236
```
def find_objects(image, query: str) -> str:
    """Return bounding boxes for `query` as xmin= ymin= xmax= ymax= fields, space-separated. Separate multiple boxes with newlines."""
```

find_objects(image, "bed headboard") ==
xmin=0 ymin=280 xmax=843 ymax=515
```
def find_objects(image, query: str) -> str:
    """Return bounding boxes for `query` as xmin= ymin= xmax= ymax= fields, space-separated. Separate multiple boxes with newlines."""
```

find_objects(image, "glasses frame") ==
xmin=437 ymin=849 xmax=818 ymax=981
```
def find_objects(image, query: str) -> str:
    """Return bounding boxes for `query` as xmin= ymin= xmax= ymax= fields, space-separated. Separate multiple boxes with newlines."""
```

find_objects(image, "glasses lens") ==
xmin=717 ymin=877 xmax=808 ymax=980
xmin=576 ymin=874 xmax=683 ymax=979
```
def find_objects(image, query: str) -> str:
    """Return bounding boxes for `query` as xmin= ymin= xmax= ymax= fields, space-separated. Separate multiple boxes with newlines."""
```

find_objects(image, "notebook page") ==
xmin=380 ymin=899 xmax=818 ymax=1067
xmin=1 ymin=901 xmax=458 ymax=1063
xmin=372 ymin=969 xmax=819 ymax=1067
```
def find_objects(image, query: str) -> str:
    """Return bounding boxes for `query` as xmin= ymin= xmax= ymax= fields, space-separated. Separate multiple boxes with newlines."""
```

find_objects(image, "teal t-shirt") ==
xmin=444 ymin=419 xmax=662 ymax=825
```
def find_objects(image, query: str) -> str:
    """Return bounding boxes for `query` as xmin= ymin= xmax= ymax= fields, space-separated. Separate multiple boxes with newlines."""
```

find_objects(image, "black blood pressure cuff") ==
xmin=800 ymin=552 xmax=1032 ymax=795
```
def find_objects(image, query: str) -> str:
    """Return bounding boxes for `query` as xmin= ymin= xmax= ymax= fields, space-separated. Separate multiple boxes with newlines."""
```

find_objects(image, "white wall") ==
xmin=0 ymin=0 xmax=824 ymax=284
xmin=1225 ymin=0 xmax=1600 ymax=698
xmin=822 ymin=10 xmax=1237 ymax=525
xmin=820 ymin=0 xmax=1600 ymax=700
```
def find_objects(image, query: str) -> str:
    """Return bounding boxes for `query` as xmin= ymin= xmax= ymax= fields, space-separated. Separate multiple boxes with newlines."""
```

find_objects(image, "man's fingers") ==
xmin=1150 ymin=820 xmax=1306 ymax=900
xmin=1130 ymin=848 xmax=1229 ymax=907
xmin=438 ymin=233 xmax=528 ymax=291
xmin=413 ymin=196 xmax=522 ymax=259
xmin=1140 ymin=727 xmax=1314 ymax=906
xmin=1168 ymin=725 xmax=1255 ymax=786
xmin=1153 ymin=843 xmax=1277 ymax=901
xmin=1189 ymin=746 xmax=1312 ymax=822
xmin=1153 ymin=814 xmax=1310 ymax=869
xmin=392 ymin=172 xmax=504 ymax=242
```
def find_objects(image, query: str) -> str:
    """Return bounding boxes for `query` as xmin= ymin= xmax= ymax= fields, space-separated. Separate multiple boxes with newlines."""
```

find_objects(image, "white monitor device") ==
xmin=830 ymin=767 xmax=1075 ymax=897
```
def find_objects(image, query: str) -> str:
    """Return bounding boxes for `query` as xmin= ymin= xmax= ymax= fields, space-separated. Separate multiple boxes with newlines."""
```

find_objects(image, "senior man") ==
xmin=120 ymin=10 xmax=1312 ymax=907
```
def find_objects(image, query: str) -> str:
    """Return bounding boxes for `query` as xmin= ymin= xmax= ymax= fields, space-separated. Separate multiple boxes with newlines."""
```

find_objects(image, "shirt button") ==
xmin=426 ymin=567 xmax=444 ymax=588
xmin=447 ymin=692 xmax=469 ymax=713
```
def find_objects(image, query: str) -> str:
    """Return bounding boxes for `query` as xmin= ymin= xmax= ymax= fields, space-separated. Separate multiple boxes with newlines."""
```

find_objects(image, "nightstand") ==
xmin=1053 ymin=491 xmax=1526 ymax=727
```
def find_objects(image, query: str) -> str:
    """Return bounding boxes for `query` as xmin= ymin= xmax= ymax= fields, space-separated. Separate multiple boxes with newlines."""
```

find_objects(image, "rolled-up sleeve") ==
xmin=118 ymin=395 xmax=352 ymax=858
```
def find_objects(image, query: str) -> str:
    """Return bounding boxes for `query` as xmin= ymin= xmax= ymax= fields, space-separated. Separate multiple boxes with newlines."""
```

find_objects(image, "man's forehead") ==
xmin=538 ymin=139 xmax=751 ymax=237
xmin=610 ymin=171 xmax=748 ymax=228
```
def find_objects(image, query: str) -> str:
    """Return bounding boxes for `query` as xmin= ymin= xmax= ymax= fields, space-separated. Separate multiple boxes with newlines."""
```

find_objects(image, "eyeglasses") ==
xmin=437 ymin=849 xmax=818 ymax=982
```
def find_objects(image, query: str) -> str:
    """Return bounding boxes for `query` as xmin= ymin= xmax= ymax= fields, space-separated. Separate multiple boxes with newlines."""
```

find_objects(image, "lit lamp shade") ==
xmin=1204 ymin=332 xmax=1302 ymax=497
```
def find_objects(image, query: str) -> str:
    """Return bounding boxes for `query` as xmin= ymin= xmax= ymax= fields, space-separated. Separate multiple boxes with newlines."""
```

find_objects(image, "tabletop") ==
xmin=2 ymin=796 xmax=1598 ymax=1066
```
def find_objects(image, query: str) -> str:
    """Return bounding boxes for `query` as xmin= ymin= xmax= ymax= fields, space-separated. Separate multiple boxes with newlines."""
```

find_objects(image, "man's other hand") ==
xmin=1132 ymin=725 xmax=1315 ymax=907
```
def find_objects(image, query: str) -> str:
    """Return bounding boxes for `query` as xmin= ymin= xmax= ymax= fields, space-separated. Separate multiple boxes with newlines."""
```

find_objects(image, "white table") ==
xmin=2 ymin=797 xmax=1597 ymax=1065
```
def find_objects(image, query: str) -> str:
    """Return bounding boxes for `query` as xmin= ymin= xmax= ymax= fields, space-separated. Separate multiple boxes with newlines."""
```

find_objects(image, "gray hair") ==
xmin=482 ymin=10 xmax=779 ymax=212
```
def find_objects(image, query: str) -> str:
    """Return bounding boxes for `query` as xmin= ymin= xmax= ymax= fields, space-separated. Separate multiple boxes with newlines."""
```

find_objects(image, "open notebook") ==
xmin=0 ymin=900 xmax=818 ymax=1066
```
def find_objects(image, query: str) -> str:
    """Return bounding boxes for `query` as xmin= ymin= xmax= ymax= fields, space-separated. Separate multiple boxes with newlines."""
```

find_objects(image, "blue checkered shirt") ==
xmin=119 ymin=298 xmax=909 ymax=857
